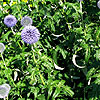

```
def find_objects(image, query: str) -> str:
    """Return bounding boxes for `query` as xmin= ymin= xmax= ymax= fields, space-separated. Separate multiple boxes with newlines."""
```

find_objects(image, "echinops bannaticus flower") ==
xmin=97 ymin=0 xmax=100 ymax=9
xmin=0 ymin=83 xmax=11 ymax=99
xmin=21 ymin=16 xmax=33 ymax=27
xmin=21 ymin=26 xmax=40 ymax=44
xmin=0 ymin=43 xmax=5 ymax=53
xmin=4 ymin=15 xmax=17 ymax=27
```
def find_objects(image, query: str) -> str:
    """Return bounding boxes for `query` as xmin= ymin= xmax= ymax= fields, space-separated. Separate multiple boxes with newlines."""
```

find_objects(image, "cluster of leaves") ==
xmin=0 ymin=0 xmax=100 ymax=100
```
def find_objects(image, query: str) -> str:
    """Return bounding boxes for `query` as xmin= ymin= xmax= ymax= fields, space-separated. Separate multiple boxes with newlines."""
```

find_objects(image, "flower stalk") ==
xmin=31 ymin=45 xmax=45 ymax=85
xmin=11 ymin=27 xmax=16 ymax=35
xmin=31 ymin=45 xmax=37 ymax=63
xmin=1 ymin=53 xmax=7 ymax=68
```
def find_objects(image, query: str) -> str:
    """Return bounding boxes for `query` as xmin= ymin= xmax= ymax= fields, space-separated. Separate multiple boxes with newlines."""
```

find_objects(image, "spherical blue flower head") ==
xmin=97 ymin=0 xmax=100 ymax=9
xmin=4 ymin=15 xmax=17 ymax=27
xmin=21 ymin=16 xmax=33 ymax=27
xmin=21 ymin=26 xmax=40 ymax=44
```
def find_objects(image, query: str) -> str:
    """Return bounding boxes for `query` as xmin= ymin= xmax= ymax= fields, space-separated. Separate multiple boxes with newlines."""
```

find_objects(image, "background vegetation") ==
xmin=0 ymin=0 xmax=100 ymax=99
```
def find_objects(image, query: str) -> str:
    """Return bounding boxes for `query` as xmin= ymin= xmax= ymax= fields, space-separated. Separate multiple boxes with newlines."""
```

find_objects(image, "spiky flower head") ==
xmin=0 ymin=83 xmax=11 ymax=99
xmin=97 ymin=0 xmax=100 ymax=9
xmin=21 ymin=16 xmax=33 ymax=27
xmin=4 ymin=15 xmax=17 ymax=27
xmin=21 ymin=26 xmax=40 ymax=44
xmin=0 ymin=43 xmax=5 ymax=53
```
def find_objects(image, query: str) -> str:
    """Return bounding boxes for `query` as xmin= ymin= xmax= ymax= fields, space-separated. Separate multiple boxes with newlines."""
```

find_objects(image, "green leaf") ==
xmin=47 ymin=86 xmax=53 ymax=99
xmin=85 ymin=46 xmax=90 ymax=63
xmin=1 ymin=31 xmax=12 ymax=40
xmin=94 ymin=78 xmax=100 ymax=85
xmin=37 ymin=94 xmax=45 ymax=100
xmin=52 ymin=87 xmax=61 ymax=99
xmin=64 ymin=86 xmax=74 ymax=97
xmin=86 ymin=68 xmax=96 ymax=80
xmin=95 ymin=49 xmax=100 ymax=61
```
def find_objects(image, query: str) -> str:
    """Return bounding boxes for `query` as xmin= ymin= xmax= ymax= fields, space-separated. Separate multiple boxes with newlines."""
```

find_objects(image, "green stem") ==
xmin=37 ymin=68 xmax=45 ymax=85
xmin=4 ymin=97 xmax=6 ymax=100
xmin=10 ymin=77 xmax=16 ymax=87
xmin=31 ymin=45 xmax=37 ymax=63
xmin=17 ymin=41 xmax=22 ymax=49
xmin=80 ymin=1 xmax=84 ymax=27
xmin=39 ymin=72 xmax=45 ymax=85
xmin=16 ymin=0 xmax=22 ymax=19
xmin=6 ymin=96 xmax=8 ymax=100
xmin=31 ymin=44 xmax=45 ymax=85
xmin=84 ymin=88 xmax=86 ymax=100
xmin=11 ymin=27 xmax=16 ymax=35
xmin=20 ymin=95 xmax=22 ymax=98
xmin=1 ymin=53 xmax=7 ymax=68
xmin=80 ymin=1 xmax=82 ymax=13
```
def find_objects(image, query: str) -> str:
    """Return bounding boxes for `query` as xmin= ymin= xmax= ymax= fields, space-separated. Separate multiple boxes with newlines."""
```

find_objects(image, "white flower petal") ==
xmin=54 ymin=62 xmax=64 ymax=70
xmin=72 ymin=55 xmax=86 ymax=68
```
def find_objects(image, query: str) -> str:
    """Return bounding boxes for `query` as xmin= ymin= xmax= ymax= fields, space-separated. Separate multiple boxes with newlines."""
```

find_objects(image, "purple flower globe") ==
xmin=21 ymin=26 xmax=40 ymax=44
xmin=21 ymin=16 xmax=33 ymax=27
xmin=97 ymin=0 xmax=100 ymax=9
xmin=4 ymin=15 xmax=17 ymax=27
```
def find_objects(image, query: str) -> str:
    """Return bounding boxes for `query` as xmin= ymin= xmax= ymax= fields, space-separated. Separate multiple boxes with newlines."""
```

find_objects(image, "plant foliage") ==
xmin=0 ymin=0 xmax=100 ymax=99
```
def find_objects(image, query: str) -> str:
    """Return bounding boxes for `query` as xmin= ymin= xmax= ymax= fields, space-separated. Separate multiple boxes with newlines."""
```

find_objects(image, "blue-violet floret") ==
xmin=21 ymin=26 xmax=40 ymax=44
xmin=4 ymin=15 xmax=17 ymax=27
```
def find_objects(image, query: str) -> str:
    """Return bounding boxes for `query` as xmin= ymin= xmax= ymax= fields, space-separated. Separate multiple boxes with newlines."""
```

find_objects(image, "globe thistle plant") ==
xmin=21 ymin=26 xmax=40 ymax=44
xmin=97 ymin=0 xmax=100 ymax=9
xmin=4 ymin=15 xmax=17 ymax=27
xmin=21 ymin=16 xmax=33 ymax=27
xmin=0 ymin=83 xmax=11 ymax=99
